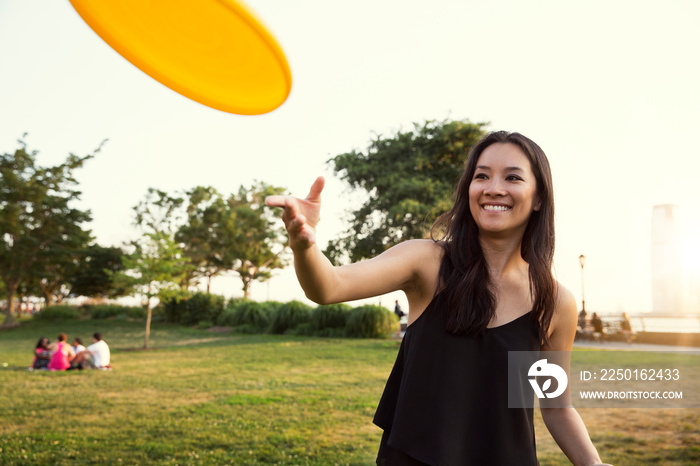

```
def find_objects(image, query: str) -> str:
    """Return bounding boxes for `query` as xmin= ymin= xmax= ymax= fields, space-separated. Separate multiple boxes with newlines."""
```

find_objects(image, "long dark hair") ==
xmin=431 ymin=131 xmax=556 ymax=344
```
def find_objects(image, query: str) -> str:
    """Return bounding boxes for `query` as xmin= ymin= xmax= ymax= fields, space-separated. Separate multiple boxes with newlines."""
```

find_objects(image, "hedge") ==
xmin=217 ymin=300 xmax=281 ymax=333
xmin=162 ymin=292 xmax=226 ymax=326
xmin=84 ymin=304 xmax=146 ymax=320
xmin=269 ymin=300 xmax=313 ymax=334
xmin=346 ymin=304 xmax=396 ymax=338
xmin=34 ymin=305 xmax=83 ymax=321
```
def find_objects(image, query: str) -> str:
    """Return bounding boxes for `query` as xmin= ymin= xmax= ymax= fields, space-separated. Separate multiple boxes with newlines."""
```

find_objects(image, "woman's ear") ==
xmin=533 ymin=196 xmax=542 ymax=212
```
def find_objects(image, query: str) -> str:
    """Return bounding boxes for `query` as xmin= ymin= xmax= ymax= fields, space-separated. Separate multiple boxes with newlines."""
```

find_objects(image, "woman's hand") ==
xmin=265 ymin=176 xmax=324 ymax=251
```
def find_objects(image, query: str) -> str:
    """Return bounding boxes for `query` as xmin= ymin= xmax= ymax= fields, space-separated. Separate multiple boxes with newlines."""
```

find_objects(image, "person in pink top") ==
xmin=48 ymin=333 xmax=75 ymax=371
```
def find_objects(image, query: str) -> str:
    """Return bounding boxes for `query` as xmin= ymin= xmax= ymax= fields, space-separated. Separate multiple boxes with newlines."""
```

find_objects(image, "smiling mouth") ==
xmin=483 ymin=205 xmax=511 ymax=212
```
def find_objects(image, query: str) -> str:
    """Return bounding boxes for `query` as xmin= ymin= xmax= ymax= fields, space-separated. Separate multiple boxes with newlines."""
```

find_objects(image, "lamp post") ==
xmin=579 ymin=254 xmax=586 ymax=312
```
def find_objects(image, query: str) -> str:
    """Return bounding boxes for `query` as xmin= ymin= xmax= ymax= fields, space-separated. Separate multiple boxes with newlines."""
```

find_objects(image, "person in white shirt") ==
xmin=72 ymin=337 xmax=86 ymax=355
xmin=71 ymin=332 xmax=111 ymax=369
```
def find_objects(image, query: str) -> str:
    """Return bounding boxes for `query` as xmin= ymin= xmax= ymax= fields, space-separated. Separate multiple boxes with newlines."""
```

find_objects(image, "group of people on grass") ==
xmin=32 ymin=332 xmax=111 ymax=371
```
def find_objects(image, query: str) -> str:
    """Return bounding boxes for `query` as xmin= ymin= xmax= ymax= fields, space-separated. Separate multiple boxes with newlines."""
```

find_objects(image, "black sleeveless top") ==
xmin=373 ymin=292 xmax=541 ymax=465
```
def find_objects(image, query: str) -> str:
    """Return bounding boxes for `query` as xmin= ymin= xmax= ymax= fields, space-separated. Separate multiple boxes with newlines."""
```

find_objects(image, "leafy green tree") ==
xmin=127 ymin=189 xmax=193 ymax=347
xmin=69 ymin=244 xmax=130 ymax=300
xmin=226 ymin=182 xmax=288 ymax=299
xmin=176 ymin=186 xmax=233 ymax=292
xmin=0 ymin=137 xmax=99 ymax=326
xmin=130 ymin=182 xmax=287 ymax=302
xmin=133 ymin=187 xmax=185 ymax=236
xmin=115 ymin=232 xmax=191 ymax=348
xmin=326 ymin=119 xmax=487 ymax=263
xmin=30 ymin=217 xmax=93 ymax=306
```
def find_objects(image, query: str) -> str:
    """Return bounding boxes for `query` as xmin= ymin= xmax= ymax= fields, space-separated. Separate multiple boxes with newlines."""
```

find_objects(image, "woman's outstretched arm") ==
xmin=265 ymin=177 xmax=438 ymax=306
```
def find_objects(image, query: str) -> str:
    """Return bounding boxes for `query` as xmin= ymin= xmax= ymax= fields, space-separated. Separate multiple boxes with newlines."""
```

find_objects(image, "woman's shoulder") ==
xmin=392 ymin=239 xmax=443 ymax=304
xmin=554 ymin=282 xmax=577 ymax=315
xmin=395 ymin=239 xmax=444 ymax=275
xmin=545 ymin=281 xmax=578 ymax=349
xmin=399 ymin=238 xmax=444 ymax=256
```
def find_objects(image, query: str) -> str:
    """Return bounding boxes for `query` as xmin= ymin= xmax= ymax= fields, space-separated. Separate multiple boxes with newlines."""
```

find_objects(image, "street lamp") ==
xmin=578 ymin=254 xmax=586 ymax=312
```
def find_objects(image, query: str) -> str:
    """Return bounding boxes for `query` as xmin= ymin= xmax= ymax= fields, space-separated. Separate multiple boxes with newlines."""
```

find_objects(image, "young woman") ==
xmin=48 ymin=333 xmax=75 ymax=371
xmin=266 ymin=131 xmax=609 ymax=465
xmin=32 ymin=337 xmax=52 ymax=370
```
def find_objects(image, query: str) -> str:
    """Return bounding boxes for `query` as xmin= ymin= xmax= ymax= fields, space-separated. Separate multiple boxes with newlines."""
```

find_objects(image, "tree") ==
xmin=133 ymin=187 xmax=185 ymax=236
xmin=130 ymin=182 xmax=288 ymax=304
xmin=0 ymin=136 xmax=100 ymax=326
xmin=128 ymin=189 xmax=191 ymax=348
xmin=115 ymin=233 xmax=190 ymax=348
xmin=69 ymin=244 xmax=130 ymax=300
xmin=29 ymin=211 xmax=93 ymax=306
xmin=325 ymin=119 xmax=487 ymax=263
xmin=226 ymin=182 xmax=288 ymax=299
xmin=176 ymin=186 xmax=233 ymax=292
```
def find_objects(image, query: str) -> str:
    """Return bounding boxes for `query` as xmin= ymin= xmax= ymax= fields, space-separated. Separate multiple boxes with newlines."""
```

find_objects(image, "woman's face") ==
xmin=468 ymin=142 xmax=540 ymax=239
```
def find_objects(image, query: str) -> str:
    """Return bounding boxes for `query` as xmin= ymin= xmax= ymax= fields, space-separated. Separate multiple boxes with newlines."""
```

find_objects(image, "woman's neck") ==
xmin=479 ymin=235 xmax=526 ymax=279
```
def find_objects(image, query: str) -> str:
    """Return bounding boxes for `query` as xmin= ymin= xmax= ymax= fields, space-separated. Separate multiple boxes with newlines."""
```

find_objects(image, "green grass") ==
xmin=1 ymin=319 xmax=699 ymax=465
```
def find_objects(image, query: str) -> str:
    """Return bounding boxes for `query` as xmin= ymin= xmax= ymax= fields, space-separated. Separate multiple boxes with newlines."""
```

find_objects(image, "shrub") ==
xmin=217 ymin=300 xmax=275 ymax=332
xmin=315 ymin=327 xmax=348 ymax=338
xmin=35 ymin=305 xmax=83 ymax=321
xmin=84 ymin=304 xmax=145 ymax=320
xmin=127 ymin=307 xmax=147 ymax=319
xmin=231 ymin=323 xmax=262 ymax=334
xmin=269 ymin=300 xmax=312 ymax=334
xmin=310 ymin=303 xmax=352 ymax=331
xmin=346 ymin=305 xmax=396 ymax=338
xmin=286 ymin=322 xmax=316 ymax=336
xmin=162 ymin=292 xmax=226 ymax=326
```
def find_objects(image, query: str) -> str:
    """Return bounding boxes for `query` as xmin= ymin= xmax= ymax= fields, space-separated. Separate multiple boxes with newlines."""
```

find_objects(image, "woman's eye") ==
xmin=474 ymin=173 xmax=487 ymax=180
xmin=506 ymin=175 xmax=523 ymax=181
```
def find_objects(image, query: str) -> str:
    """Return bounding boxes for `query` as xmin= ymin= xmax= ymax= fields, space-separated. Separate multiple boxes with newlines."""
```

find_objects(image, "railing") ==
xmin=576 ymin=313 xmax=700 ymax=347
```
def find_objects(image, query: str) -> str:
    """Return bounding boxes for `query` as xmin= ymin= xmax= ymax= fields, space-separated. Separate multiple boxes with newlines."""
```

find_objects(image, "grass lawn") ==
xmin=0 ymin=318 xmax=698 ymax=465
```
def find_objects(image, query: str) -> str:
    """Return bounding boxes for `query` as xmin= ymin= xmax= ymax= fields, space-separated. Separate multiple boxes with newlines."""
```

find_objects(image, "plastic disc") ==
xmin=69 ymin=0 xmax=292 ymax=115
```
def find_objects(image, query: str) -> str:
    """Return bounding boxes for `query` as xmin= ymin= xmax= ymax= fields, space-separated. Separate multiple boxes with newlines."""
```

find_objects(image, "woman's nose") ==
xmin=484 ymin=178 xmax=506 ymax=196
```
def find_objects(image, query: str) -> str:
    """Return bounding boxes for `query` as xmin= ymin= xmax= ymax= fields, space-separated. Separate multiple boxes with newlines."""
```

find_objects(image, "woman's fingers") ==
xmin=306 ymin=176 xmax=325 ymax=202
xmin=265 ymin=177 xmax=323 ymax=249
xmin=265 ymin=194 xmax=290 ymax=208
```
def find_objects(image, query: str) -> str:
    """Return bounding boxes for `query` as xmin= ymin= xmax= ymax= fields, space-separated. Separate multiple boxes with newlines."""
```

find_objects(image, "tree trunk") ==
xmin=206 ymin=273 xmax=212 ymax=293
xmin=242 ymin=276 xmax=251 ymax=300
xmin=43 ymin=291 xmax=55 ymax=308
xmin=144 ymin=300 xmax=152 ymax=349
xmin=40 ymin=280 xmax=55 ymax=308
xmin=2 ymin=286 xmax=18 ymax=327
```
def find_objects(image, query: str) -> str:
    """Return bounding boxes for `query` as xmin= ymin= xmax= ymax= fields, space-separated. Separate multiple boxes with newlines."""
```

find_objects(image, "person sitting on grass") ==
xmin=72 ymin=337 xmax=86 ymax=355
xmin=591 ymin=312 xmax=605 ymax=342
xmin=32 ymin=337 xmax=52 ymax=370
xmin=71 ymin=332 xmax=111 ymax=370
xmin=48 ymin=333 xmax=75 ymax=371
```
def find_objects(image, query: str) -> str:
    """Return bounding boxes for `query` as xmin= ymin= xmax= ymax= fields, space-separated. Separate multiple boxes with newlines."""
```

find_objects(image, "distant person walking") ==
xmin=393 ymin=300 xmax=406 ymax=337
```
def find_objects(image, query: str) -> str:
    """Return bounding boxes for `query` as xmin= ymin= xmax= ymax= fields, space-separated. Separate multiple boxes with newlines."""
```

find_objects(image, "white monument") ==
xmin=651 ymin=204 xmax=685 ymax=314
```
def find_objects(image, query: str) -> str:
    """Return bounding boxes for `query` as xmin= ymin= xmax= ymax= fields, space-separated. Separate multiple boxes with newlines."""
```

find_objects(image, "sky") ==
xmin=1 ymin=0 xmax=699 ymax=315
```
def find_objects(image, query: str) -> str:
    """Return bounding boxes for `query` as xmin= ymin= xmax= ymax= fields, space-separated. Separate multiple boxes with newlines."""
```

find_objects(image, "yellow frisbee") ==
xmin=69 ymin=0 xmax=292 ymax=115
